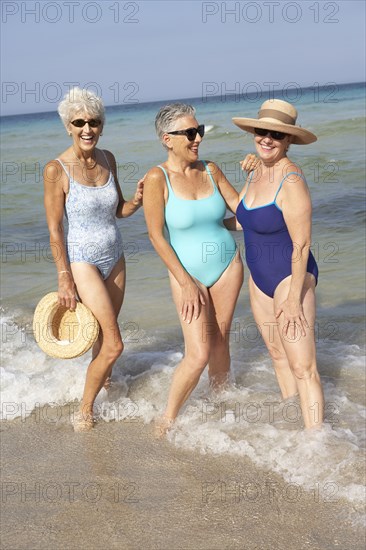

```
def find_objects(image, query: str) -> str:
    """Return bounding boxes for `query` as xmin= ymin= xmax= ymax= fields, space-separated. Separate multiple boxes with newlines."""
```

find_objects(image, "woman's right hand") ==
xmin=180 ymin=278 xmax=206 ymax=323
xmin=57 ymin=272 xmax=77 ymax=311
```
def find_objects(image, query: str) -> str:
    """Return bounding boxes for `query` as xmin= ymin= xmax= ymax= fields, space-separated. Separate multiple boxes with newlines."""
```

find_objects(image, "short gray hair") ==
xmin=57 ymin=87 xmax=105 ymax=130
xmin=155 ymin=103 xmax=196 ymax=145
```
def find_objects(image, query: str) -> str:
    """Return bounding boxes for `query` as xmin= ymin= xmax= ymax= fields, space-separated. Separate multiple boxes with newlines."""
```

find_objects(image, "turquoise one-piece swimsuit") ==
xmin=158 ymin=160 xmax=237 ymax=287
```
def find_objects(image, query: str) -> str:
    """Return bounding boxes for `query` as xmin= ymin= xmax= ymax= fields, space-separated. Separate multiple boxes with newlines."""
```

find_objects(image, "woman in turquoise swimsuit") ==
xmin=44 ymin=87 xmax=144 ymax=431
xmin=143 ymin=103 xmax=255 ymax=436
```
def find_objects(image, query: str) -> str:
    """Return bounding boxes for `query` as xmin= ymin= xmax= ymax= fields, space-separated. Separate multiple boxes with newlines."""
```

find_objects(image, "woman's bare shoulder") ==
xmin=43 ymin=159 xmax=67 ymax=185
xmin=281 ymin=160 xmax=305 ymax=179
xmin=145 ymin=165 xmax=166 ymax=182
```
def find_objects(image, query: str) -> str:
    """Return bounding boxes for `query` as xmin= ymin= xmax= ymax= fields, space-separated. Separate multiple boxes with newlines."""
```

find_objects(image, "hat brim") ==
xmin=33 ymin=292 xmax=100 ymax=359
xmin=232 ymin=117 xmax=317 ymax=145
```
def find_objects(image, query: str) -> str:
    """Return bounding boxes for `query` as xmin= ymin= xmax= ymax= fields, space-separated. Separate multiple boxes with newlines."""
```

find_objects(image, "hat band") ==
xmin=258 ymin=109 xmax=296 ymax=125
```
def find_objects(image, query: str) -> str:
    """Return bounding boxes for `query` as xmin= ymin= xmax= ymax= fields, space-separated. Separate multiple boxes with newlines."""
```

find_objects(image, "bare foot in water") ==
xmin=73 ymin=410 xmax=95 ymax=432
xmin=103 ymin=376 xmax=112 ymax=390
xmin=154 ymin=415 xmax=174 ymax=439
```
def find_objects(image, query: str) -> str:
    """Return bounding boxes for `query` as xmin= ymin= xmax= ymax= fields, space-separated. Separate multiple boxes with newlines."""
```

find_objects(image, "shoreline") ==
xmin=1 ymin=81 xmax=365 ymax=119
xmin=1 ymin=413 xmax=364 ymax=550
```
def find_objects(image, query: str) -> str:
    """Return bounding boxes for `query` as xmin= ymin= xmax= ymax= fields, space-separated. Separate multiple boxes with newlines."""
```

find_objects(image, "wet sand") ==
xmin=1 ymin=411 xmax=364 ymax=550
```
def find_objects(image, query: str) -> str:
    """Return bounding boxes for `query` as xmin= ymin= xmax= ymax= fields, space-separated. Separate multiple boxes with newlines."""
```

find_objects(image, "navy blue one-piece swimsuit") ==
xmin=236 ymin=171 xmax=318 ymax=298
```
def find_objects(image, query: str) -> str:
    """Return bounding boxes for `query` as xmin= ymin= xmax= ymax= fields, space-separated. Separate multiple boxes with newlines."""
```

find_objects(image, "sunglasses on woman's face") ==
xmin=167 ymin=124 xmax=205 ymax=141
xmin=71 ymin=119 xmax=102 ymax=128
xmin=254 ymin=128 xmax=287 ymax=140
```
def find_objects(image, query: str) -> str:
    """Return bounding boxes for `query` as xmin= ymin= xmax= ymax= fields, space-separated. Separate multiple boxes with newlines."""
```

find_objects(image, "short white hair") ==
xmin=155 ymin=103 xmax=196 ymax=147
xmin=57 ymin=87 xmax=105 ymax=129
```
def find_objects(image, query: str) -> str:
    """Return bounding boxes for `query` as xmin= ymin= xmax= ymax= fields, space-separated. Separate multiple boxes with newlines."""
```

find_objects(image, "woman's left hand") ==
xmin=275 ymin=298 xmax=309 ymax=339
xmin=133 ymin=175 xmax=145 ymax=206
xmin=240 ymin=154 xmax=259 ymax=173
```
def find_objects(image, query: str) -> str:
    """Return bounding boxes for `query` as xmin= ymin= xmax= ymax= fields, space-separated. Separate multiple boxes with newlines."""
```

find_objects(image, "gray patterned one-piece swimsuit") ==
xmin=57 ymin=152 xmax=124 ymax=279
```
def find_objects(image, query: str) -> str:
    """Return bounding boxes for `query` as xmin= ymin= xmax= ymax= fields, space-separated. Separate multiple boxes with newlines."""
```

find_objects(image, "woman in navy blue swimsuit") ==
xmin=230 ymin=99 xmax=324 ymax=429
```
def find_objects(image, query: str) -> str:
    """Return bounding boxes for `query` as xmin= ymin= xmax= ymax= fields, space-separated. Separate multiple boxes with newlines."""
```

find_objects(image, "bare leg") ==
xmin=161 ymin=274 xmax=211 ymax=425
xmin=207 ymin=251 xmax=244 ymax=389
xmin=156 ymin=254 xmax=243 ymax=436
xmin=274 ymin=274 xmax=324 ymax=429
xmin=70 ymin=259 xmax=125 ymax=429
xmin=249 ymin=277 xmax=298 ymax=399
xmin=97 ymin=258 xmax=126 ymax=388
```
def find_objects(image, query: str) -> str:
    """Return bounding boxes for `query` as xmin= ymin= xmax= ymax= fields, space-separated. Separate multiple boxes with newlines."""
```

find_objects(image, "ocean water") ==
xmin=1 ymin=82 xmax=365 ymax=520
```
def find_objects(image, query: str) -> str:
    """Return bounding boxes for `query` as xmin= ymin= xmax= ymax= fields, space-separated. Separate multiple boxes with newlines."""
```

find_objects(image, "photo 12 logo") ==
xmin=201 ymin=81 xmax=339 ymax=104
xmin=2 ymin=2 xmax=140 ymax=24
xmin=201 ymin=480 xmax=339 ymax=504
xmin=201 ymin=2 xmax=340 ymax=24
xmin=1 ymin=81 xmax=139 ymax=106
xmin=1 ymin=480 xmax=140 ymax=504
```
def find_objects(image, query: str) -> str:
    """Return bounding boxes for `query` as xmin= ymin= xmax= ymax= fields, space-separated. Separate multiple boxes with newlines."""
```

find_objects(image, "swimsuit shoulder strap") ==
xmin=156 ymin=164 xmax=174 ymax=195
xmin=201 ymin=160 xmax=216 ymax=191
xmin=157 ymin=162 xmax=218 ymax=196
xmin=55 ymin=158 xmax=71 ymax=179
xmin=101 ymin=149 xmax=111 ymax=169
xmin=243 ymin=169 xmax=255 ymax=199
xmin=274 ymin=171 xmax=305 ymax=203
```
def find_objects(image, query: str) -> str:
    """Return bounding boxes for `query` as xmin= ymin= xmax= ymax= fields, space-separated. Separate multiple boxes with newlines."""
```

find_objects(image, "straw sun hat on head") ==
xmin=232 ymin=99 xmax=317 ymax=145
xmin=33 ymin=292 xmax=100 ymax=359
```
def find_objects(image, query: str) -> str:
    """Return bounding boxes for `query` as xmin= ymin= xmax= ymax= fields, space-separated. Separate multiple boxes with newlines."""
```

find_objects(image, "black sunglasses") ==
xmin=254 ymin=128 xmax=287 ymax=140
xmin=71 ymin=119 xmax=102 ymax=128
xmin=167 ymin=124 xmax=205 ymax=141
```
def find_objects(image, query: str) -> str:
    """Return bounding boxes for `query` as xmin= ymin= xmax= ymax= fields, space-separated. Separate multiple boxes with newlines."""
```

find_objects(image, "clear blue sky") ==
xmin=1 ymin=0 xmax=365 ymax=116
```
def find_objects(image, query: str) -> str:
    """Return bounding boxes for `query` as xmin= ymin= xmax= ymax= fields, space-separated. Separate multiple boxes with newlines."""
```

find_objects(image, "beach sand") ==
xmin=1 ymin=409 xmax=364 ymax=550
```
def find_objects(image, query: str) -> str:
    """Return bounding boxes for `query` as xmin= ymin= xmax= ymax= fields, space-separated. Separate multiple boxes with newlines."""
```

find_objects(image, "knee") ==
xmin=103 ymin=339 xmax=124 ymax=363
xmin=290 ymin=361 xmax=316 ymax=380
xmin=268 ymin=345 xmax=286 ymax=363
xmin=209 ymin=335 xmax=229 ymax=361
xmin=112 ymin=339 xmax=124 ymax=361
xmin=211 ymin=330 xmax=228 ymax=347
xmin=185 ymin=347 xmax=209 ymax=375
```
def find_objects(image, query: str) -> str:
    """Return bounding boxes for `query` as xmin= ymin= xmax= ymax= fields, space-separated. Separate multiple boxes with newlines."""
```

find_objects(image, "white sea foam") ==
xmin=1 ymin=312 xmax=365 ymax=519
